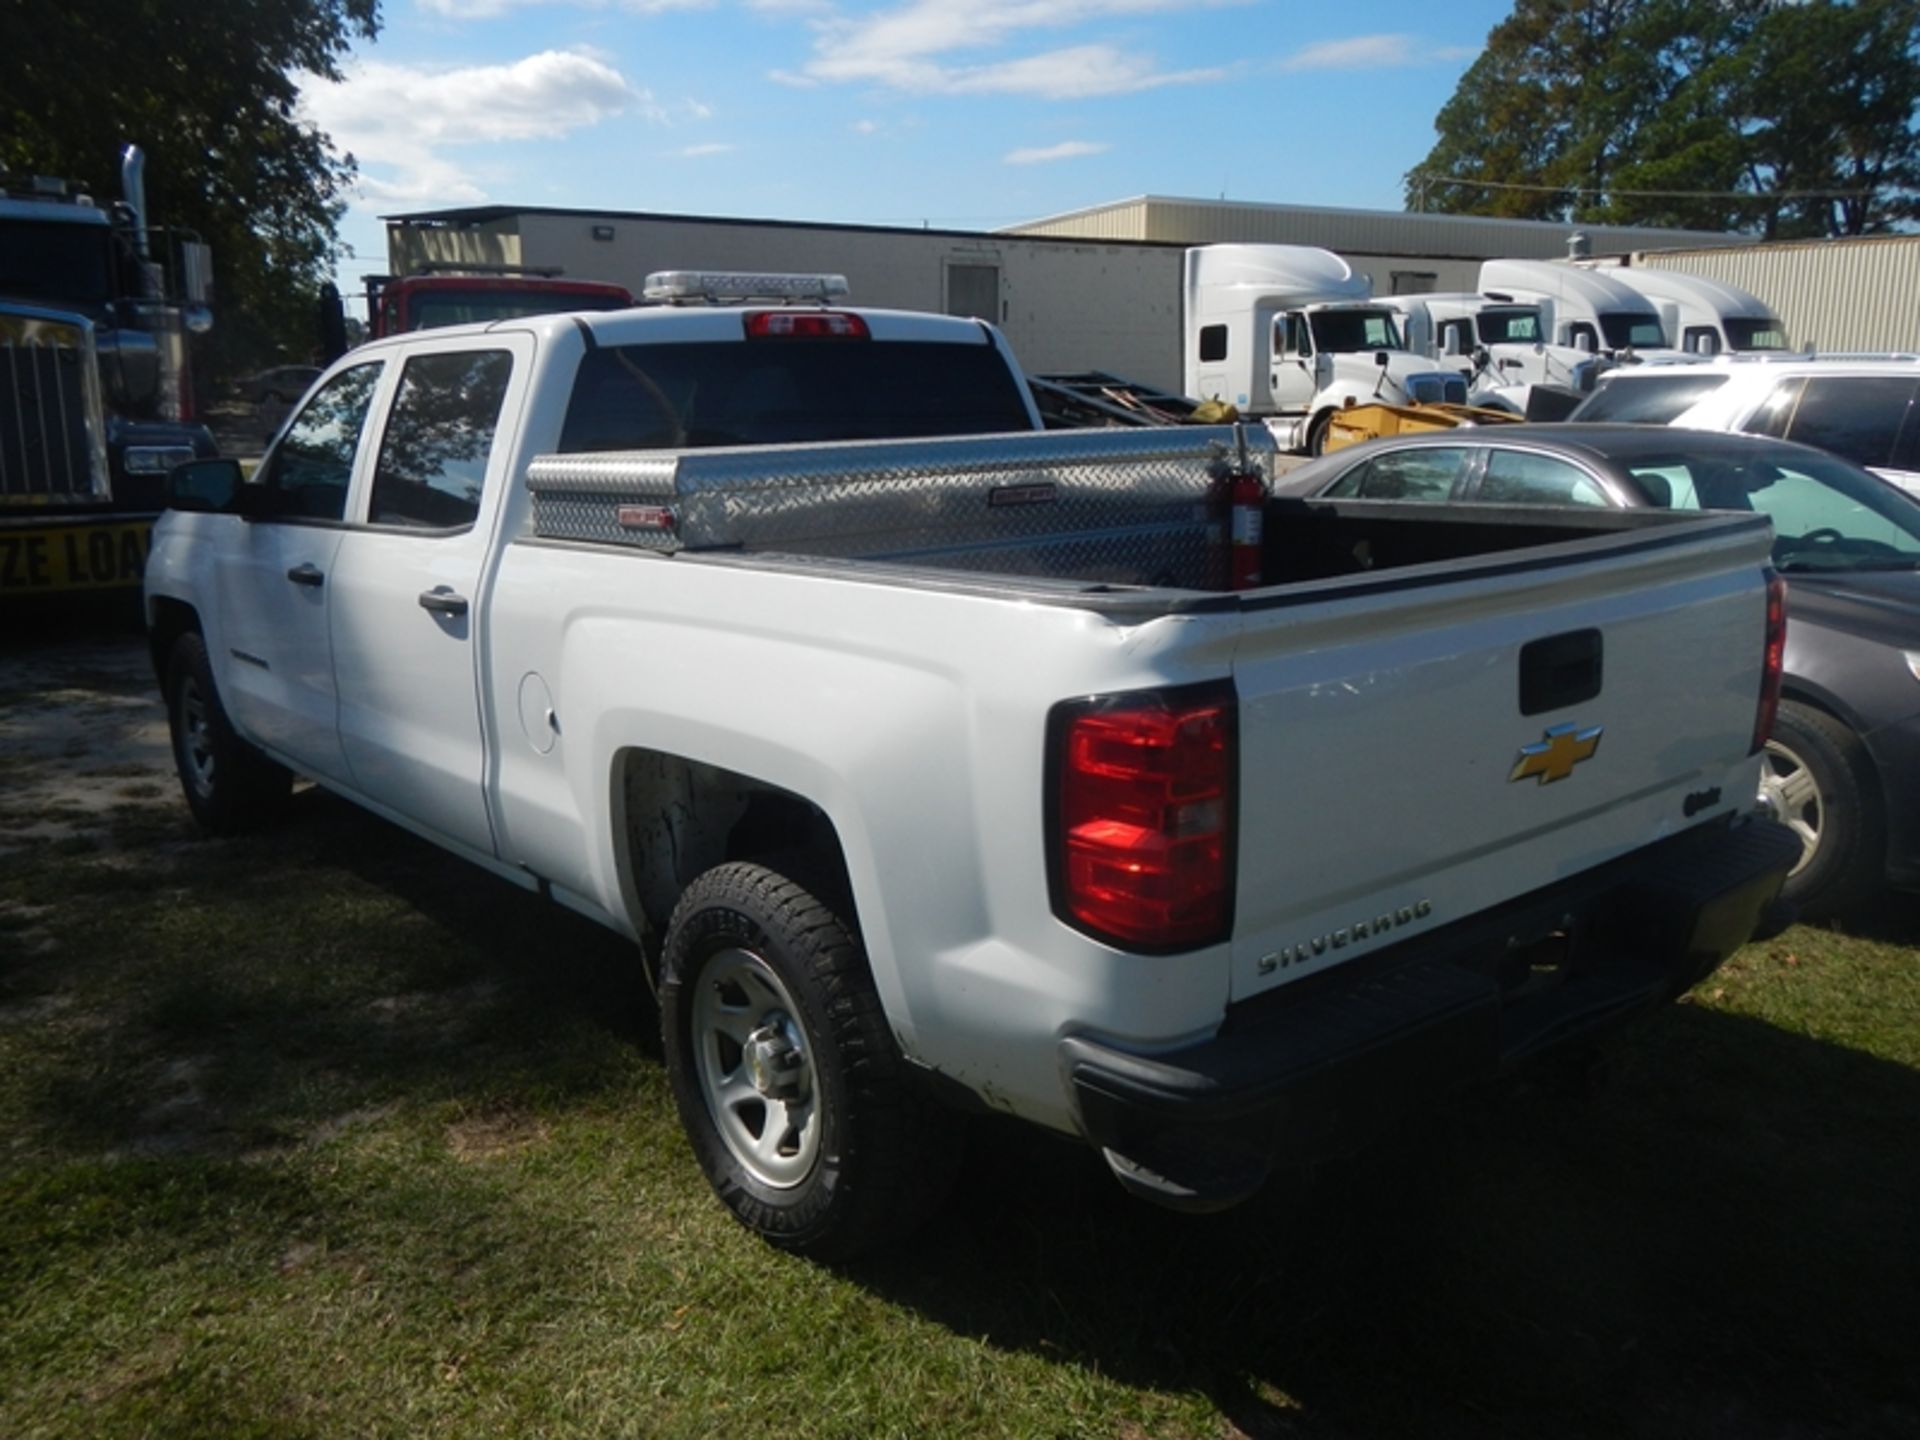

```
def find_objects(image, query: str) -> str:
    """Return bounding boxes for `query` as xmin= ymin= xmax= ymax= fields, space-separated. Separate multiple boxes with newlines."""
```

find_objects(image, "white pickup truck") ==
xmin=145 ymin=273 xmax=1799 ymax=1259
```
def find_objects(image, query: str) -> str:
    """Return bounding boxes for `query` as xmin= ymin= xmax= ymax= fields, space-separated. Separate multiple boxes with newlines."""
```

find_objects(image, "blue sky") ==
xmin=298 ymin=0 xmax=1515 ymax=290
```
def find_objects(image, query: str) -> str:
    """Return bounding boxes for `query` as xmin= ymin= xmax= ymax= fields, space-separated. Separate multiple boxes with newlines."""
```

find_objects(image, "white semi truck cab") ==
xmin=1382 ymin=291 xmax=1607 ymax=413
xmin=1591 ymin=266 xmax=1790 ymax=356
xmin=1184 ymin=245 xmax=1468 ymax=454
xmin=1479 ymin=258 xmax=1670 ymax=356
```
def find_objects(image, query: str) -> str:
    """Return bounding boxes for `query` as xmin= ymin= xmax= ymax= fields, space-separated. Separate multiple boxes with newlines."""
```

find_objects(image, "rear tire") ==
xmin=659 ymin=862 xmax=958 ymax=1260
xmin=164 ymin=632 xmax=291 ymax=834
xmin=1760 ymin=700 xmax=1882 ymax=918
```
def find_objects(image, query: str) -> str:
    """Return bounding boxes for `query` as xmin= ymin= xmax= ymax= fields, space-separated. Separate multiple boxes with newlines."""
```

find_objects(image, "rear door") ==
xmin=326 ymin=335 xmax=527 ymax=856
xmin=1226 ymin=513 xmax=1774 ymax=1001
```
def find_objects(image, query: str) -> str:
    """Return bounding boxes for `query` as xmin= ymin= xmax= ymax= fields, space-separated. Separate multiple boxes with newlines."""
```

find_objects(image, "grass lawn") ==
xmin=2 ymin=632 xmax=1917 ymax=1439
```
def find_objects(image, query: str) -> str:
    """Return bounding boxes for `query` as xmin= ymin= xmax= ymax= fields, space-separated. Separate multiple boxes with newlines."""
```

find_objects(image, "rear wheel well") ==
xmin=613 ymin=750 xmax=854 ymax=974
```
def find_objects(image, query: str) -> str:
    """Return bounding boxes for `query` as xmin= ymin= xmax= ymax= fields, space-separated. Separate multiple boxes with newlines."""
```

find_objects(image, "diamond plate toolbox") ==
xmin=525 ymin=426 xmax=1277 ymax=585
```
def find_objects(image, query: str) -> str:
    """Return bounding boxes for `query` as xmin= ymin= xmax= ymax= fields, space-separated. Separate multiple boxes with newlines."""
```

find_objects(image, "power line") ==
xmin=1411 ymin=172 xmax=1877 ymax=202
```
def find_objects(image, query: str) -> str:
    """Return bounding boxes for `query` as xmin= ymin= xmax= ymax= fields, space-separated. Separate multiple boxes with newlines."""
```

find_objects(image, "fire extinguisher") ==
xmin=1208 ymin=423 xmax=1268 ymax=591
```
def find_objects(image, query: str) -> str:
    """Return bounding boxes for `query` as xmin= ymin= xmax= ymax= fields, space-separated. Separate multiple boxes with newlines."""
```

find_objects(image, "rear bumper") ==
xmin=1059 ymin=816 xmax=1801 ymax=1212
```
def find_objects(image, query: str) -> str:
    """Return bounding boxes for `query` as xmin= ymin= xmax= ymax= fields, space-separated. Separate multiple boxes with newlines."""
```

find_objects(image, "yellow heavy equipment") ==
xmin=1324 ymin=401 xmax=1524 ymax=454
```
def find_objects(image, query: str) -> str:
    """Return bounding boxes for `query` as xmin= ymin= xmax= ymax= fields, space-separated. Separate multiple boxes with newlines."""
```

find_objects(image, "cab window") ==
xmin=368 ymin=350 xmax=513 ymax=531
xmin=255 ymin=362 xmax=383 ymax=521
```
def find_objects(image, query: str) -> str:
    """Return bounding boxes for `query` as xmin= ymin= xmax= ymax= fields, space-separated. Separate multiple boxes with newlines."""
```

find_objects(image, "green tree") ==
xmin=1407 ymin=0 xmax=1920 ymax=238
xmin=0 ymin=0 xmax=381 ymax=370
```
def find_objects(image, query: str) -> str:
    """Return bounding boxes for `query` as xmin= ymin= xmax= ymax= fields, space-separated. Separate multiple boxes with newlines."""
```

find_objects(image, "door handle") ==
xmin=286 ymin=563 xmax=325 ymax=587
xmin=418 ymin=588 xmax=469 ymax=617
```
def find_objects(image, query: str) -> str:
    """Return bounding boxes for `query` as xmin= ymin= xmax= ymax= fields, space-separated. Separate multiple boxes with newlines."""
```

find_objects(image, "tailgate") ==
xmin=1229 ymin=512 xmax=1774 ymax=1002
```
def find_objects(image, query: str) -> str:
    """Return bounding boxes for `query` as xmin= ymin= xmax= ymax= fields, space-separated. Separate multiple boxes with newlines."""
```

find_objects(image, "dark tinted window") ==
xmin=1310 ymin=310 xmax=1402 ymax=353
xmin=1324 ymin=447 xmax=1466 ymax=500
xmin=1569 ymin=372 xmax=1729 ymax=423
xmin=1724 ymin=318 xmax=1789 ymax=351
xmin=559 ymin=337 xmax=1033 ymax=451
xmin=1781 ymin=375 xmax=1918 ymax=470
xmin=258 ymin=362 xmax=382 ymax=520
xmin=1199 ymin=324 xmax=1227 ymax=362
xmin=0 ymin=221 xmax=114 ymax=306
xmin=369 ymin=350 xmax=512 ymax=530
xmin=1599 ymin=313 xmax=1667 ymax=349
xmin=1476 ymin=308 xmax=1540 ymax=344
xmin=408 ymin=288 xmax=628 ymax=330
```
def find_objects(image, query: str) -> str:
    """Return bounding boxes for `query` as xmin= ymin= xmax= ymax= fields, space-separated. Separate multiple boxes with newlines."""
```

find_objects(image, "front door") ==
xmin=327 ymin=340 xmax=522 ymax=857
xmin=1270 ymin=312 xmax=1317 ymax=410
xmin=214 ymin=359 xmax=384 ymax=782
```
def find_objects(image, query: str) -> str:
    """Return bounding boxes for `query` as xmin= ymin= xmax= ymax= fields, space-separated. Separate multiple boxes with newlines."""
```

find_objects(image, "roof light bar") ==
xmin=642 ymin=270 xmax=850 ymax=305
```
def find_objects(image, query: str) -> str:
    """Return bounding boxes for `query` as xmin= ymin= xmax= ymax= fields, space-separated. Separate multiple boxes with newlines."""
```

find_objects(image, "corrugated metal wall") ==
xmin=1632 ymin=236 xmax=1920 ymax=353
xmin=1007 ymin=195 xmax=1742 ymax=261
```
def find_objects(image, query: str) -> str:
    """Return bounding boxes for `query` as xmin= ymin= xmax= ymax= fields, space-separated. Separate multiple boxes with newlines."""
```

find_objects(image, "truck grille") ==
xmin=1 ymin=308 xmax=110 ymax=504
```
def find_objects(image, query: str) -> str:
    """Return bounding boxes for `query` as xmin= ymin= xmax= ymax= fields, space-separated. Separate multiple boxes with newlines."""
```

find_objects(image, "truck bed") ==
xmin=522 ymin=425 xmax=1762 ymax=610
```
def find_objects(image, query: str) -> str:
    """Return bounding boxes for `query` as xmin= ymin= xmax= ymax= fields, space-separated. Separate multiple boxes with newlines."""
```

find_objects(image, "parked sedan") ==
xmin=1279 ymin=424 xmax=1920 ymax=917
xmin=232 ymin=364 xmax=322 ymax=406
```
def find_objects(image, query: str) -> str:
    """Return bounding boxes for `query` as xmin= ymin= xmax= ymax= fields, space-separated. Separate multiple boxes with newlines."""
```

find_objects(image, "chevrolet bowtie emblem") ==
xmin=1510 ymin=723 xmax=1603 ymax=784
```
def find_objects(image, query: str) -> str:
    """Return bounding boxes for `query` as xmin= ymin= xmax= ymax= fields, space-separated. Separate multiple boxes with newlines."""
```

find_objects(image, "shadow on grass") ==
xmin=7 ymin=778 xmax=1917 ymax=1437
xmin=850 ymin=1005 xmax=1920 ymax=1440
xmin=8 ymin=786 xmax=655 ymax=1162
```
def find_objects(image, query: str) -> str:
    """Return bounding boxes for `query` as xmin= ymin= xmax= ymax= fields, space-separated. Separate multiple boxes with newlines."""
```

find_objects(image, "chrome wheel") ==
xmin=176 ymin=675 xmax=217 ymax=800
xmin=689 ymin=946 xmax=819 ymax=1189
xmin=1760 ymin=737 xmax=1822 ymax=877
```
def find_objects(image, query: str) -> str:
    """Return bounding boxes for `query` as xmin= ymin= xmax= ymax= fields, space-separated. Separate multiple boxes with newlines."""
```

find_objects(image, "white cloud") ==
xmin=301 ymin=50 xmax=659 ymax=213
xmin=1278 ymin=33 xmax=1475 ymax=71
xmin=1004 ymin=139 xmax=1109 ymax=164
xmin=852 ymin=118 xmax=882 ymax=133
xmin=796 ymin=0 xmax=1235 ymax=97
xmin=418 ymin=0 xmax=708 ymax=17
xmin=678 ymin=142 xmax=738 ymax=155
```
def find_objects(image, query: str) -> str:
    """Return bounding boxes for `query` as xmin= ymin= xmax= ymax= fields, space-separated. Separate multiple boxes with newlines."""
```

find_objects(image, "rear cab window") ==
xmin=1570 ymin=373 xmax=1730 ymax=424
xmin=558 ymin=335 xmax=1034 ymax=452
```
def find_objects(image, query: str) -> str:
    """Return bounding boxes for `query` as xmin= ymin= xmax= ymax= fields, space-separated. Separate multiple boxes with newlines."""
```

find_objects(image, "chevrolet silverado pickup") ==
xmin=144 ymin=272 xmax=1799 ymax=1259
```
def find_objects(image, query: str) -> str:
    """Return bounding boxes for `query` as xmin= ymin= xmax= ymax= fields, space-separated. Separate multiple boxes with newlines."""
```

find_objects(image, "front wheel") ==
xmin=1759 ymin=700 xmax=1883 ymax=918
xmin=659 ymin=862 xmax=958 ymax=1260
xmin=164 ymin=632 xmax=291 ymax=834
xmin=1305 ymin=409 xmax=1333 ymax=456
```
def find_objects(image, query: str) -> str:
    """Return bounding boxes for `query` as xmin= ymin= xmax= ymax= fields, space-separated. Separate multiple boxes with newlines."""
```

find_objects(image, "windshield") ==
xmin=1724 ymin=318 xmax=1790 ymax=352
xmin=560 ymin=337 xmax=1034 ymax=450
xmin=1624 ymin=450 xmax=1920 ymax=573
xmin=1476 ymin=308 xmax=1542 ymax=344
xmin=1599 ymin=312 xmax=1668 ymax=350
xmin=407 ymin=288 xmax=629 ymax=330
xmin=0 ymin=220 xmax=114 ymax=308
xmin=1309 ymin=309 xmax=1403 ymax=354
xmin=1568 ymin=373 xmax=1729 ymax=423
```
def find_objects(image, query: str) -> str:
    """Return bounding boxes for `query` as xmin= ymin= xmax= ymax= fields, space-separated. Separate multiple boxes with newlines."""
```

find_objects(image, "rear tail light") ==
xmin=1752 ymin=569 xmax=1787 ymax=754
xmin=1047 ymin=681 xmax=1236 ymax=951
xmin=743 ymin=311 xmax=870 ymax=339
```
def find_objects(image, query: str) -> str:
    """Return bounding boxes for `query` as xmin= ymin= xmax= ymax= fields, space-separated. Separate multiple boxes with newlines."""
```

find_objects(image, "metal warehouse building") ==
xmin=382 ymin=196 xmax=1743 ymax=393
xmin=1622 ymin=233 xmax=1920 ymax=354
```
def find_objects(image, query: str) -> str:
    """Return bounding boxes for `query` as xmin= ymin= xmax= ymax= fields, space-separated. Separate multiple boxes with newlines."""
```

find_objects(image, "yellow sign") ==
xmin=0 ymin=519 xmax=154 ymax=594
xmin=1509 ymin=724 xmax=1603 ymax=785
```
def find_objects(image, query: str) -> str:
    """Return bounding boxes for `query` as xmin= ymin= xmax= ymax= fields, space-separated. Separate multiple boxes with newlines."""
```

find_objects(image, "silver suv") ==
xmin=1569 ymin=356 xmax=1920 ymax=496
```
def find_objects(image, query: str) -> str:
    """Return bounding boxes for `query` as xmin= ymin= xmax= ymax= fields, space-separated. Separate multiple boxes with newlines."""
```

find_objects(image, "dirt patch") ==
xmin=0 ymin=634 xmax=178 ymax=857
xmin=446 ymin=1110 xmax=551 ymax=1162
